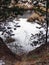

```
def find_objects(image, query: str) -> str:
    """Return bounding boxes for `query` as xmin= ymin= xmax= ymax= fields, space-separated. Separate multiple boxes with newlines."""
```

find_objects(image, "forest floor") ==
xmin=0 ymin=1 xmax=49 ymax=65
xmin=0 ymin=38 xmax=49 ymax=65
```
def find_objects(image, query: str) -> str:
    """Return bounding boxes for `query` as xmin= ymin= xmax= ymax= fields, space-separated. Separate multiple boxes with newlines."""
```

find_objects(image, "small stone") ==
xmin=0 ymin=27 xmax=5 ymax=31
xmin=16 ymin=25 xmax=21 ymax=27
xmin=10 ymin=30 xmax=13 ymax=32
xmin=33 ymin=41 xmax=38 ymax=46
xmin=5 ymin=37 xmax=15 ymax=43
xmin=6 ymin=31 xmax=11 ymax=35
xmin=31 ymin=44 xmax=33 ymax=46
xmin=10 ymin=34 xmax=15 ymax=36
xmin=14 ymin=25 xmax=20 ymax=27
xmin=7 ymin=27 xmax=11 ymax=29
xmin=14 ymin=28 xmax=16 ymax=30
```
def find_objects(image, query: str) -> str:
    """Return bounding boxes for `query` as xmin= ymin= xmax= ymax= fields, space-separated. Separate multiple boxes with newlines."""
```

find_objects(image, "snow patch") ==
xmin=0 ymin=18 xmax=46 ymax=54
xmin=0 ymin=60 xmax=5 ymax=65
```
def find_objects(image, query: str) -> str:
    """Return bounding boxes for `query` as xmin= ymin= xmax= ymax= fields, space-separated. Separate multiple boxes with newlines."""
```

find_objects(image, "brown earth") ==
xmin=0 ymin=37 xmax=49 ymax=65
xmin=8 ymin=3 xmax=34 ymax=10
xmin=27 ymin=12 xmax=45 ymax=23
xmin=8 ymin=3 xmax=49 ymax=13
xmin=40 ymin=7 xmax=49 ymax=12
xmin=15 ymin=43 xmax=49 ymax=65
xmin=0 ymin=37 xmax=22 ymax=65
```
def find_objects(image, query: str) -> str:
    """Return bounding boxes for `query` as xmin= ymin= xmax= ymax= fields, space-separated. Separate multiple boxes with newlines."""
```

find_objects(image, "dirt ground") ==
xmin=0 ymin=38 xmax=49 ymax=65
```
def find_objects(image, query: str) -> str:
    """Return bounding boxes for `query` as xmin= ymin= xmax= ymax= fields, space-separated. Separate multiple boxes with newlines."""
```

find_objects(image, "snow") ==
xmin=0 ymin=60 xmax=5 ymax=65
xmin=13 ymin=18 xmax=41 ymax=34
xmin=0 ymin=18 xmax=46 ymax=54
